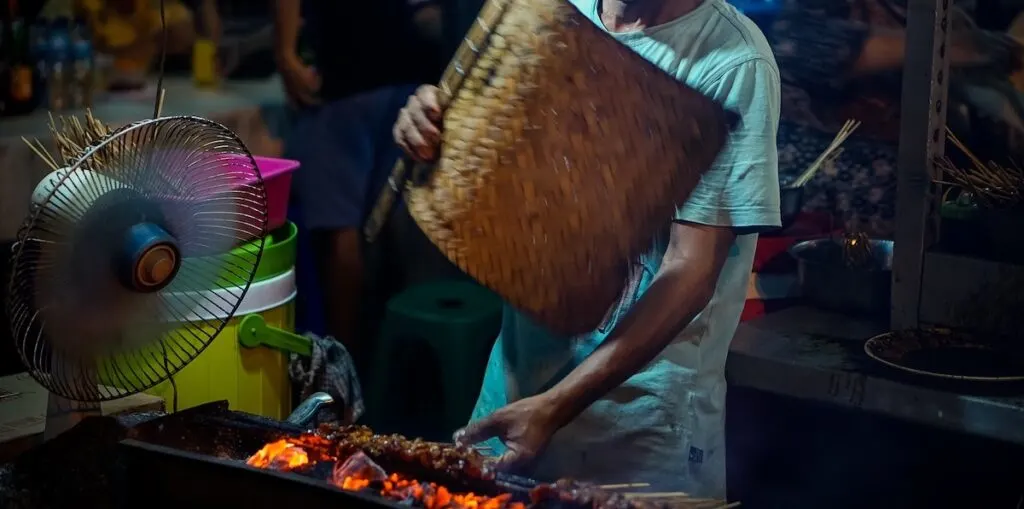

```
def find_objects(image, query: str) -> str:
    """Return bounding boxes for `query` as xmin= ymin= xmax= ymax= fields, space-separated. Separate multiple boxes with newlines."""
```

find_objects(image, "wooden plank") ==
xmin=0 ymin=372 xmax=164 ymax=461
xmin=919 ymin=252 xmax=1024 ymax=336
xmin=891 ymin=0 xmax=953 ymax=331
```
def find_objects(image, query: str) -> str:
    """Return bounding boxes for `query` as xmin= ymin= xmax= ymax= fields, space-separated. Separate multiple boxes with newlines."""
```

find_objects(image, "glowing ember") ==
xmin=246 ymin=440 xmax=310 ymax=470
xmin=241 ymin=426 xmax=690 ymax=509
xmin=246 ymin=441 xmax=524 ymax=509
xmin=354 ymin=472 xmax=524 ymax=509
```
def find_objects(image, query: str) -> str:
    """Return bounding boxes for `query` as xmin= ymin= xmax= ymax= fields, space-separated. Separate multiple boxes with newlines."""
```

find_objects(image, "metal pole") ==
xmin=891 ymin=0 xmax=953 ymax=331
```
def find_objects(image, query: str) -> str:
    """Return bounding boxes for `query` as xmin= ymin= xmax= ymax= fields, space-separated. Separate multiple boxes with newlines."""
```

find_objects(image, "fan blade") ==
xmin=10 ymin=116 xmax=268 ymax=402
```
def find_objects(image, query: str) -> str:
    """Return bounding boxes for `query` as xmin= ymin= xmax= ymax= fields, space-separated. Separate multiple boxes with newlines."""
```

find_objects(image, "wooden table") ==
xmin=0 ymin=373 xmax=165 ymax=462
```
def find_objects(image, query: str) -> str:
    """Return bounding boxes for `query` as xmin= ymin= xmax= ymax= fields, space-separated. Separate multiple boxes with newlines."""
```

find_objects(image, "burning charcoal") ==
xmin=332 ymin=451 xmax=388 ymax=488
xmin=246 ymin=439 xmax=310 ymax=471
xmin=216 ymin=423 xmax=692 ymax=509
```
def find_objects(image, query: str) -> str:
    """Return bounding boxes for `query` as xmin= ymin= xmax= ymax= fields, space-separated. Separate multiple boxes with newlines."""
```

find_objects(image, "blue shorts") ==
xmin=286 ymin=84 xmax=417 ymax=231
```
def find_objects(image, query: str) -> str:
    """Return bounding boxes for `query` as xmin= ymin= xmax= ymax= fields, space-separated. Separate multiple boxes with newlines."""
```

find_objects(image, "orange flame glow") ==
xmin=246 ymin=440 xmax=310 ymax=470
xmin=338 ymin=472 xmax=525 ymax=509
xmin=245 ymin=441 xmax=524 ymax=509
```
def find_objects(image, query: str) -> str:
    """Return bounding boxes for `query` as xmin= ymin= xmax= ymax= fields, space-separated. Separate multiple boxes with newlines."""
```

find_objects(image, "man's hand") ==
xmin=277 ymin=53 xmax=321 ymax=107
xmin=394 ymin=85 xmax=443 ymax=162
xmin=453 ymin=394 xmax=559 ymax=471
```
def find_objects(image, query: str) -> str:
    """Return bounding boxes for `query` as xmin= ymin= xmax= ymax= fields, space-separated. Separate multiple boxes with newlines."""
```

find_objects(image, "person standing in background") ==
xmin=272 ymin=0 xmax=443 ymax=361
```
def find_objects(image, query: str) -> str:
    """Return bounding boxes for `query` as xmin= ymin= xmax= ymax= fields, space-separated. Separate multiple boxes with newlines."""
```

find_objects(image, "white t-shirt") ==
xmin=469 ymin=0 xmax=781 ymax=498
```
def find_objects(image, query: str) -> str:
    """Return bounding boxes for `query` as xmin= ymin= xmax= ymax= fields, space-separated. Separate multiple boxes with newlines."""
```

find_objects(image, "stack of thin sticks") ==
xmin=603 ymin=482 xmax=739 ymax=509
xmin=935 ymin=127 xmax=1024 ymax=208
xmin=22 ymin=110 xmax=116 ymax=171
xmin=786 ymin=119 xmax=861 ymax=189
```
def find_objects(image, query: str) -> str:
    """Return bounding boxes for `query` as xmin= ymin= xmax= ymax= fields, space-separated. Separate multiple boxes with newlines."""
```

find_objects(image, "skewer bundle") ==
xmin=22 ymin=110 xmax=117 ymax=171
xmin=935 ymin=128 xmax=1024 ymax=209
xmin=622 ymin=494 xmax=738 ymax=509
xmin=787 ymin=119 xmax=861 ymax=189
xmin=370 ymin=0 xmax=732 ymax=335
xmin=611 ymin=485 xmax=738 ymax=509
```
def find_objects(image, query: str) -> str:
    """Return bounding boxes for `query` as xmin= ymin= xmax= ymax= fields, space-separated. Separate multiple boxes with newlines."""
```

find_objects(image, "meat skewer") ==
xmin=249 ymin=426 xmax=735 ymax=509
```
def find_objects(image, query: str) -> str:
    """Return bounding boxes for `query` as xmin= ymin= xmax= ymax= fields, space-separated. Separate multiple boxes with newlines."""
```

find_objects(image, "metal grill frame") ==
xmin=117 ymin=439 xmax=412 ymax=509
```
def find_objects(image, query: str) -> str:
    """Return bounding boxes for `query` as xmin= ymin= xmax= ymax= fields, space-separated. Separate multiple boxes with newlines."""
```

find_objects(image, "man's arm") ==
xmin=542 ymin=57 xmax=783 ymax=433
xmin=544 ymin=222 xmax=734 ymax=428
xmin=455 ymin=57 xmax=781 ymax=466
xmin=197 ymin=0 xmax=221 ymax=43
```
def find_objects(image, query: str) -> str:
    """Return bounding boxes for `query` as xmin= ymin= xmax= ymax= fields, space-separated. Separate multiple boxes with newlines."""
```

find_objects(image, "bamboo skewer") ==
xmin=155 ymin=87 xmax=166 ymax=118
xmin=21 ymin=137 xmax=59 ymax=171
xmin=935 ymin=127 xmax=1024 ymax=208
xmin=600 ymin=483 xmax=651 ymax=490
xmin=623 ymin=492 xmax=693 ymax=498
xmin=621 ymin=492 xmax=739 ymax=509
xmin=23 ymin=110 xmax=115 ymax=170
xmin=788 ymin=119 xmax=861 ymax=189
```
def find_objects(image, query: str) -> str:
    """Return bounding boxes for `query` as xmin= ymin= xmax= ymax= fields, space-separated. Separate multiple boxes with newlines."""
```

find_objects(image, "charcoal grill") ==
xmin=120 ymin=440 xmax=411 ymax=509
xmin=116 ymin=401 xmax=536 ymax=509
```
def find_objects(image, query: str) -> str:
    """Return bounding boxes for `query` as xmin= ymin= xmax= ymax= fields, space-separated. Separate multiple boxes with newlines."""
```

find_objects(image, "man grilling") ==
xmin=392 ymin=0 xmax=780 ymax=499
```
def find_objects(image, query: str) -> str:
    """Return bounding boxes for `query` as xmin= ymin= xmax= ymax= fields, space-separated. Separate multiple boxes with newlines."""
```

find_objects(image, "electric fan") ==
xmin=7 ymin=115 xmax=269 ymax=439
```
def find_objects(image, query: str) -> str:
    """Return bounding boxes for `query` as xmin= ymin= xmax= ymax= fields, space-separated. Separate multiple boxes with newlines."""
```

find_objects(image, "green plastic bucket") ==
xmin=174 ymin=222 xmax=297 ymax=291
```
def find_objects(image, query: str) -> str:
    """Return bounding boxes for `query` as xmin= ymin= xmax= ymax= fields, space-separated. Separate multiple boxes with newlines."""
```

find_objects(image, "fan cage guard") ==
xmin=7 ymin=116 xmax=269 ymax=402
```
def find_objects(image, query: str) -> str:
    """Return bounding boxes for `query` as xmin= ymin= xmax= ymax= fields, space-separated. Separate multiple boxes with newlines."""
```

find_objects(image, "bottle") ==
xmin=0 ymin=4 xmax=10 ymax=116
xmin=192 ymin=36 xmax=218 ymax=88
xmin=30 ymin=18 xmax=48 ymax=109
xmin=47 ymin=16 xmax=70 ymax=112
xmin=69 ymin=17 xmax=93 ymax=108
xmin=5 ymin=0 xmax=35 ymax=115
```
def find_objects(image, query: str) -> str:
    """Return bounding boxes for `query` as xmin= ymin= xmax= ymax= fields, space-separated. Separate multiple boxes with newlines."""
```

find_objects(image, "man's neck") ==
xmin=598 ymin=0 xmax=704 ymax=32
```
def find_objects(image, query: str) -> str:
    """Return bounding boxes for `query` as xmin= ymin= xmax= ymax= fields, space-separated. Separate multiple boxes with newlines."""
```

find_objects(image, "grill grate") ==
xmin=118 ymin=401 xmax=537 ymax=509
xmin=119 ymin=439 xmax=413 ymax=509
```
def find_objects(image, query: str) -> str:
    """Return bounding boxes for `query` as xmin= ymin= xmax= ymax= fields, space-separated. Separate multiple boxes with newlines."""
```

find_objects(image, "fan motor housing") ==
xmin=124 ymin=222 xmax=181 ymax=292
xmin=71 ymin=188 xmax=181 ymax=293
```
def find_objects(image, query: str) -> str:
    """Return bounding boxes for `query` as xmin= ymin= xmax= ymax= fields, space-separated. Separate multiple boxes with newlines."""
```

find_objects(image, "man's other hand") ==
xmin=393 ymin=85 xmax=443 ymax=162
xmin=278 ymin=54 xmax=321 ymax=107
xmin=452 ymin=394 xmax=559 ymax=473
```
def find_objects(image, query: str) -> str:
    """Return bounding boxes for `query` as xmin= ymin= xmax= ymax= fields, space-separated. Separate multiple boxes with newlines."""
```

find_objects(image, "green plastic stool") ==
xmin=366 ymin=281 xmax=502 ymax=441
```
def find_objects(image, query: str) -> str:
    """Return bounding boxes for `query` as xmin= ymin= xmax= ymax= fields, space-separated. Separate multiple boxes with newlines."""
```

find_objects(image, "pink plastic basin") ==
xmin=253 ymin=156 xmax=300 ymax=233
xmin=173 ymin=154 xmax=299 ymax=249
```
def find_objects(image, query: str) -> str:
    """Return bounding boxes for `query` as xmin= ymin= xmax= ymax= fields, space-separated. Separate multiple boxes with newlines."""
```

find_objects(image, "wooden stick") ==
xmin=22 ymin=137 xmax=59 ymax=170
xmin=623 ymin=492 xmax=691 ymax=498
xmin=32 ymin=138 xmax=59 ymax=169
xmin=790 ymin=119 xmax=861 ymax=188
xmin=600 ymin=483 xmax=650 ymax=490
xmin=155 ymin=88 xmax=166 ymax=118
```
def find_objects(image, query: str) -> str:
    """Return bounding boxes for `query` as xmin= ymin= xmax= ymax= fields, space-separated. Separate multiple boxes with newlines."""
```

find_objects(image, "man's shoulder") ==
xmin=676 ymin=0 xmax=779 ymax=87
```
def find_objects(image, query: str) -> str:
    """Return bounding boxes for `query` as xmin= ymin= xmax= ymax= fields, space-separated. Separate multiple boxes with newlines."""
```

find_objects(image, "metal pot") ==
xmin=779 ymin=185 xmax=804 ymax=229
xmin=778 ymin=174 xmax=807 ymax=229
xmin=789 ymin=238 xmax=894 ymax=318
